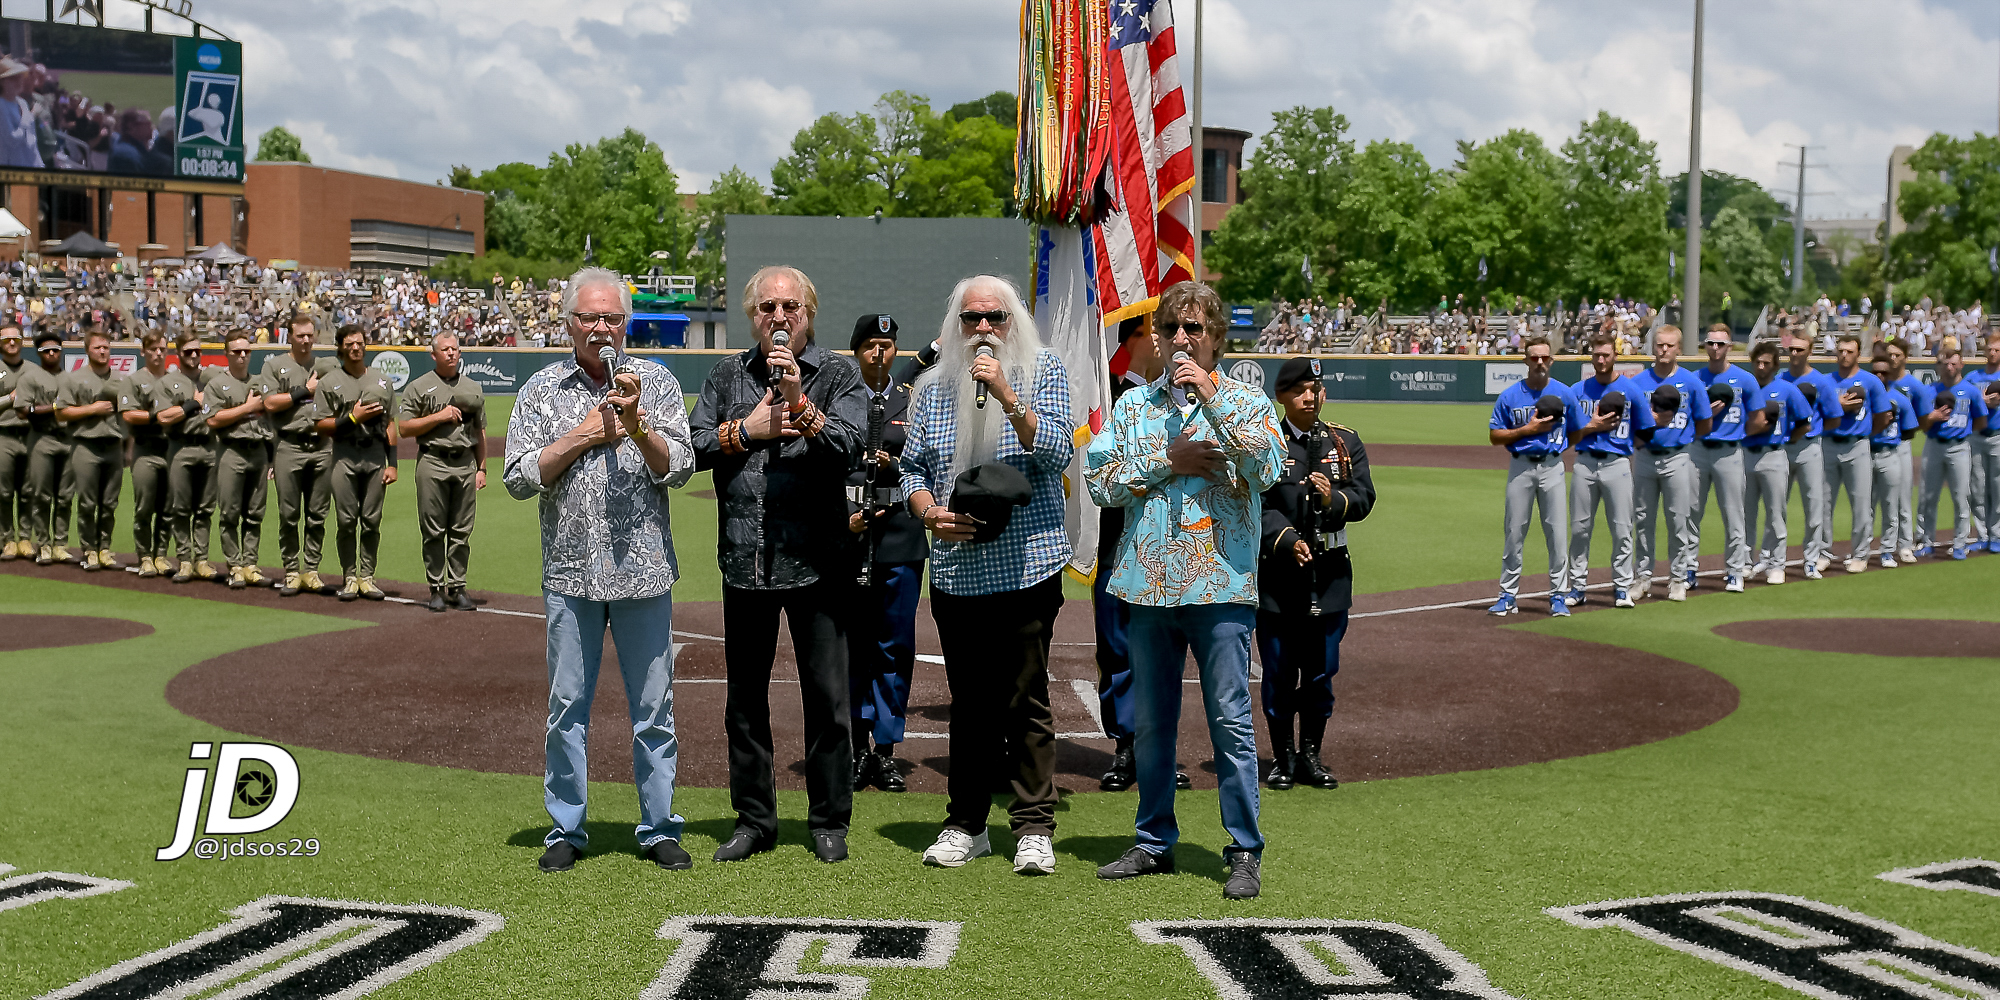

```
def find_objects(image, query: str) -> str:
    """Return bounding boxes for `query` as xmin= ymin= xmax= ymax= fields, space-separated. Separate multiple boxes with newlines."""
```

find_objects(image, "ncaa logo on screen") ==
xmin=371 ymin=351 xmax=411 ymax=389
xmin=196 ymin=44 xmax=223 ymax=70
xmin=1227 ymin=360 xmax=1265 ymax=390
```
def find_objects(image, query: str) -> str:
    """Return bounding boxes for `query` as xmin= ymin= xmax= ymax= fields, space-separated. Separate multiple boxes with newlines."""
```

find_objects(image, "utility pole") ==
xmin=1685 ymin=0 xmax=1704 ymax=334
xmin=1190 ymin=0 xmax=1204 ymax=285
xmin=1791 ymin=144 xmax=1808 ymax=294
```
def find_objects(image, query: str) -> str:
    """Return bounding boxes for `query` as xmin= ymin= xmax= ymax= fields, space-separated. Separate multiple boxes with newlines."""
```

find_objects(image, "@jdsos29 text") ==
xmin=157 ymin=742 xmax=317 ymax=862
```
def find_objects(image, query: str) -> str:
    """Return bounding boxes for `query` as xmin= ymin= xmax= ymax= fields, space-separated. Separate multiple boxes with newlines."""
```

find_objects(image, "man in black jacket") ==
xmin=844 ymin=314 xmax=927 ymax=793
xmin=1257 ymin=357 xmax=1374 ymax=790
xmin=690 ymin=265 xmax=868 ymax=864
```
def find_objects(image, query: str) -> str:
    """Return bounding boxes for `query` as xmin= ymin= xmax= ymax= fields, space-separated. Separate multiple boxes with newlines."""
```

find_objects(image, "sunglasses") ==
xmin=757 ymin=300 xmax=807 ymax=315
xmin=226 ymin=349 xmax=251 ymax=356
xmin=958 ymin=310 xmax=1008 ymax=326
xmin=37 ymin=346 xmax=61 ymax=353
xmin=1162 ymin=321 xmax=1207 ymax=336
xmin=1704 ymin=340 xmax=1731 ymax=348
xmin=571 ymin=312 xmax=627 ymax=328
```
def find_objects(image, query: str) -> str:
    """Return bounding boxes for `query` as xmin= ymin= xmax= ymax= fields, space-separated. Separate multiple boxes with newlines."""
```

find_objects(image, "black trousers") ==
xmin=722 ymin=582 xmax=853 ymax=838
xmin=931 ymin=573 xmax=1063 ymax=838
xmin=1255 ymin=608 xmax=1346 ymax=747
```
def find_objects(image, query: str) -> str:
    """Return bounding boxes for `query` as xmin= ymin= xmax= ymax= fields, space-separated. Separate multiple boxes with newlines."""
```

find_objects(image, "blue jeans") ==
xmin=544 ymin=590 xmax=683 ymax=850
xmin=1092 ymin=566 xmax=1135 ymax=741
xmin=1127 ymin=603 xmax=1263 ymax=858
xmin=849 ymin=562 xmax=921 ymax=746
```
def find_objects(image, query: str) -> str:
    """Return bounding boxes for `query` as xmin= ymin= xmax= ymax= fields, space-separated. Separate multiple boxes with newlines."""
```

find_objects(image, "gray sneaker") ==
xmin=1223 ymin=851 xmax=1261 ymax=899
xmin=1096 ymin=846 xmax=1173 ymax=880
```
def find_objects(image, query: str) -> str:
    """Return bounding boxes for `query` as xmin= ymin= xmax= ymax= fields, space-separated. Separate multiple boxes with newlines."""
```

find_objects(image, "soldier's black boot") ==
xmin=852 ymin=744 xmax=877 ymax=790
xmin=1295 ymin=739 xmax=1339 ymax=789
xmin=873 ymin=746 xmax=905 ymax=792
xmin=1100 ymin=736 xmax=1136 ymax=791
xmin=1265 ymin=732 xmax=1295 ymax=790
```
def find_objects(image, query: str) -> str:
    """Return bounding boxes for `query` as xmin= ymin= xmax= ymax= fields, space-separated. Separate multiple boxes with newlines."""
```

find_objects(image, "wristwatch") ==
xmin=1007 ymin=397 xmax=1030 ymax=419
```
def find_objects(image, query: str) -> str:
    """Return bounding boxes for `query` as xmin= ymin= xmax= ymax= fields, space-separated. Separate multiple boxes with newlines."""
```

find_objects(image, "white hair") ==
xmin=560 ymin=266 xmax=631 ymax=318
xmin=920 ymin=274 xmax=1049 ymax=483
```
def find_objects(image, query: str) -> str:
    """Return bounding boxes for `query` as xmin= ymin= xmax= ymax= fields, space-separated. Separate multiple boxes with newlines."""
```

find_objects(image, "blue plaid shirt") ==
xmin=899 ymin=349 xmax=1074 ymax=596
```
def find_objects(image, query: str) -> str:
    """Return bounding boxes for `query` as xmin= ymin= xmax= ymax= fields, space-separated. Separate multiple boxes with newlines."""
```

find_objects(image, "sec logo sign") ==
xmin=1227 ymin=360 xmax=1266 ymax=390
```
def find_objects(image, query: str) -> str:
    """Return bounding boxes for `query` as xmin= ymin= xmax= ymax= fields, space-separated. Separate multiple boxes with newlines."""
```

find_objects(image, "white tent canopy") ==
xmin=0 ymin=209 xmax=29 ymax=239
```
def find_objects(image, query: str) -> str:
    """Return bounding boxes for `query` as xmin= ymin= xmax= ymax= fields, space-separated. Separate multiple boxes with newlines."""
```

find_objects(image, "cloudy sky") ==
xmin=142 ymin=0 xmax=2000 ymax=221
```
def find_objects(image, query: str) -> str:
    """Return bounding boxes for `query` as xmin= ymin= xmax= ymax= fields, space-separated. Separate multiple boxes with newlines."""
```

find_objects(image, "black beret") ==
xmin=949 ymin=462 xmax=1032 ymax=544
xmin=1274 ymin=356 xmax=1323 ymax=394
xmin=1597 ymin=390 xmax=1626 ymax=415
xmin=1651 ymin=384 xmax=1681 ymax=411
xmin=1707 ymin=382 xmax=1734 ymax=406
xmin=1798 ymin=382 xmax=1819 ymax=404
xmin=851 ymin=314 xmax=898 ymax=354
xmin=1535 ymin=394 xmax=1566 ymax=421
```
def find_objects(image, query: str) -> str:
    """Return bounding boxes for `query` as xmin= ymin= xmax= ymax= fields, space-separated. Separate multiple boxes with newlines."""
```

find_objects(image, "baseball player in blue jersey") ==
xmin=1883 ymin=338 xmax=1924 ymax=561
xmin=1628 ymin=325 xmax=1710 ymax=602
xmin=1824 ymin=333 xmax=1893 ymax=573
xmin=1566 ymin=333 xmax=1655 ymax=609
xmin=1915 ymin=341 xmax=1991 ymax=559
xmin=1970 ymin=337 xmax=2000 ymax=552
xmin=1867 ymin=352 xmax=1919 ymax=567
xmin=1488 ymin=337 xmax=1578 ymax=616
xmin=1742 ymin=341 xmax=1813 ymax=585
xmin=1780 ymin=333 xmax=1842 ymax=577
xmin=1692 ymin=325 xmax=1760 ymax=592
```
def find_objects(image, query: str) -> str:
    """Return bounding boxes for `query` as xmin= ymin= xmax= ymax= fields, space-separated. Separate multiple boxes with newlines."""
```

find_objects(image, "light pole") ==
xmin=1685 ymin=0 xmax=1704 ymax=335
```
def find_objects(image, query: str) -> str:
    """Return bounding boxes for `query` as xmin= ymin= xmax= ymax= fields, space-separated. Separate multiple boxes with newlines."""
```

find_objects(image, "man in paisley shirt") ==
xmin=1086 ymin=280 xmax=1287 ymax=900
xmin=503 ymin=267 xmax=696 ymax=874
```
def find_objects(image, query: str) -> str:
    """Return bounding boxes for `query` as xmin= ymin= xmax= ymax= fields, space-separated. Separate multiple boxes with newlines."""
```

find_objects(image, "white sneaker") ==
xmin=922 ymin=829 xmax=990 ymax=868
xmin=1765 ymin=567 xmax=1785 ymax=586
xmin=1844 ymin=559 xmax=1868 ymax=574
xmin=1749 ymin=560 xmax=1770 ymax=578
xmin=1666 ymin=581 xmax=1687 ymax=602
xmin=1013 ymin=834 xmax=1055 ymax=876
xmin=1897 ymin=547 xmax=1916 ymax=564
xmin=1723 ymin=575 xmax=1745 ymax=593
xmin=1813 ymin=555 xmax=1831 ymax=573
xmin=1881 ymin=555 xmax=1898 ymax=569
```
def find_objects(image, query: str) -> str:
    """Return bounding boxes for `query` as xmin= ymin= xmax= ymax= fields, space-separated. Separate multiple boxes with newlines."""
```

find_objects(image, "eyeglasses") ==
xmin=1162 ymin=321 xmax=1207 ymax=336
xmin=571 ymin=312 xmax=627 ymax=328
xmin=958 ymin=310 xmax=1008 ymax=326
xmin=226 ymin=349 xmax=251 ymax=356
xmin=758 ymin=300 xmax=807 ymax=315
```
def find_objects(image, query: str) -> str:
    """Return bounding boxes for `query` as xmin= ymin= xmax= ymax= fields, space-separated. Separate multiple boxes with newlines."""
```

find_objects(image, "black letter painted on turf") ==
xmin=41 ymin=896 xmax=503 ymax=999
xmin=647 ymin=917 xmax=961 ymax=1000
xmin=1550 ymin=891 xmax=2000 ymax=998
xmin=1880 ymin=859 xmax=2000 ymax=898
xmin=0 ymin=864 xmax=132 ymax=913
xmin=1132 ymin=919 xmax=1521 ymax=999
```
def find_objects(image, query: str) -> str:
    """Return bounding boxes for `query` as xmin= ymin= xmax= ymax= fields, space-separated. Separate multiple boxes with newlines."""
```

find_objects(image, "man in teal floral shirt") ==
xmin=1086 ymin=281 xmax=1286 ymax=899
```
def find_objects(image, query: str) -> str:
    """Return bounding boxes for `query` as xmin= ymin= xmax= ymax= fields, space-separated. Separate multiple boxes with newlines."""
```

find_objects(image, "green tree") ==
xmin=1428 ymin=130 xmax=1564 ymax=304
xmin=254 ymin=126 xmax=310 ymax=163
xmin=525 ymin=128 xmax=684 ymax=275
xmin=771 ymin=91 xmax=1016 ymax=219
xmin=1206 ymin=106 xmax=1354 ymax=303
xmin=1337 ymin=140 xmax=1444 ymax=310
xmin=448 ymin=161 xmax=550 ymax=254
xmin=1560 ymin=111 xmax=1671 ymax=303
xmin=947 ymin=91 xmax=1017 ymax=129
xmin=771 ymin=111 xmax=888 ymax=216
xmin=1888 ymin=131 xmax=2000 ymax=307
xmin=690 ymin=165 xmax=771 ymax=294
xmin=899 ymin=113 xmax=1014 ymax=218
xmin=1703 ymin=205 xmax=1784 ymax=323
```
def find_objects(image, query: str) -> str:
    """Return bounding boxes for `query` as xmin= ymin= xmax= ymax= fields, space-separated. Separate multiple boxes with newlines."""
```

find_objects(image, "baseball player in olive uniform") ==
xmin=1488 ymin=336 xmax=1578 ymax=616
xmin=397 ymin=332 xmax=486 ymax=611
xmin=260 ymin=315 xmax=336 ymax=596
xmin=1258 ymin=356 xmax=1373 ymax=789
xmin=314 ymin=324 xmax=398 ymax=601
xmin=55 ymin=331 xmax=125 ymax=571
xmin=0 ymin=325 xmax=29 ymax=559
xmin=1914 ymin=342 xmax=1990 ymax=559
xmin=20 ymin=333 xmax=74 ymax=564
xmin=157 ymin=336 xmax=219 ymax=581
xmin=117 ymin=334 xmax=174 ymax=576
xmin=204 ymin=335 xmax=272 ymax=588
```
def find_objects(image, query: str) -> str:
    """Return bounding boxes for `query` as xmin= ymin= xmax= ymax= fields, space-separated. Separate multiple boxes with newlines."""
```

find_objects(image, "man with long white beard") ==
xmin=900 ymin=274 xmax=1074 ymax=877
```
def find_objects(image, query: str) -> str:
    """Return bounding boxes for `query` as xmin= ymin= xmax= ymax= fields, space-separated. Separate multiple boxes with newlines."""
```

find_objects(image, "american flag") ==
xmin=1090 ymin=0 xmax=1195 ymax=326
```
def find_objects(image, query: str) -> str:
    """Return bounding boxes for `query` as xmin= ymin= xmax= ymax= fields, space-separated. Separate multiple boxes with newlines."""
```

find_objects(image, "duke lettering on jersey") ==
xmin=1549 ymin=891 xmax=2000 ymax=998
xmin=1133 ymin=919 xmax=1520 ymax=999
xmin=647 ymin=917 xmax=961 ymax=1000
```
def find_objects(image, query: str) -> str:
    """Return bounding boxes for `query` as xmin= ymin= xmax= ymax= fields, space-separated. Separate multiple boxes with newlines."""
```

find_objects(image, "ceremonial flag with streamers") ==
xmin=1090 ymin=0 xmax=1195 ymax=327
xmin=1037 ymin=226 xmax=1105 ymax=577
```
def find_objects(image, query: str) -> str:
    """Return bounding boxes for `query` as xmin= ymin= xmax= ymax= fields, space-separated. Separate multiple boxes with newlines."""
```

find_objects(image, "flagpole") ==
xmin=1684 ymin=0 xmax=1704 ymax=335
xmin=1190 ymin=0 xmax=1204 ymax=284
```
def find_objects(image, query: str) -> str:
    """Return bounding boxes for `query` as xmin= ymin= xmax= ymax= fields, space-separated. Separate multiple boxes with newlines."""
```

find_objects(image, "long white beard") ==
xmin=926 ymin=330 xmax=1044 ymax=487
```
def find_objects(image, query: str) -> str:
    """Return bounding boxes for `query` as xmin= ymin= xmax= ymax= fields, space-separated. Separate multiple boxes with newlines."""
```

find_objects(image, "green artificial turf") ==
xmin=1 ymin=556 xmax=1996 ymax=998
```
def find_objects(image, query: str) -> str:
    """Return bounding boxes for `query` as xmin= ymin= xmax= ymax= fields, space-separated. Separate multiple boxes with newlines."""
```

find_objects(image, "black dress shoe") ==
xmin=451 ymin=589 xmax=477 ymax=611
xmin=1223 ymin=851 xmax=1262 ymax=899
xmin=1175 ymin=767 xmax=1192 ymax=790
xmin=1097 ymin=845 xmax=1174 ymax=880
xmin=811 ymin=832 xmax=848 ymax=863
xmin=538 ymin=841 xmax=580 ymax=872
xmin=1265 ymin=750 xmax=1296 ymax=790
xmin=712 ymin=829 xmax=776 ymax=862
xmin=873 ymin=749 xmax=906 ymax=793
xmin=644 ymin=839 xmax=692 ymax=870
xmin=852 ymin=749 xmax=878 ymax=789
xmin=1099 ymin=741 xmax=1136 ymax=792
xmin=427 ymin=590 xmax=448 ymax=613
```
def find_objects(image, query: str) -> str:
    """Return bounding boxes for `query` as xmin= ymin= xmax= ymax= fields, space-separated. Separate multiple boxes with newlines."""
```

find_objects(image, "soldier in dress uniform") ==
xmin=1255 ymin=356 xmax=1374 ymax=789
xmin=157 ymin=334 xmax=219 ymax=582
xmin=117 ymin=332 xmax=173 ymax=576
xmin=397 ymin=331 xmax=486 ymax=612
xmin=314 ymin=324 xmax=399 ymax=601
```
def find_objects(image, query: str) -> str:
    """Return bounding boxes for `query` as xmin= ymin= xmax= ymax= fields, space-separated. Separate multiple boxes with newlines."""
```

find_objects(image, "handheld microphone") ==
xmin=767 ymin=330 xmax=790 ymax=388
xmin=1172 ymin=351 xmax=1192 ymax=387
xmin=974 ymin=345 xmax=994 ymax=409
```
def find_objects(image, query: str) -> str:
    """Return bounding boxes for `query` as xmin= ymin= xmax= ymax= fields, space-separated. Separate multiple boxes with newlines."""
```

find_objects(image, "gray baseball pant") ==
xmin=1974 ymin=431 xmax=2000 ymax=545
xmin=1501 ymin=454 xmax=1568 ymax=597
xmin=1783 ymin=437 xmax=1827 ymax=568
xmin=1896 ymin=440 xmax=1916 ymax=552
xmin=1744 ymin=445 xmax=1790 ymax=571
xmin=1916 ymin=437 xmax=1974 ymax=553
xmin=1867 ymin=445 xmax=1904 ymax=561
xmin=1823 ymin=437 xmax=1873 ymax=563
xmin=1633 ymin=449 xmax=1695 ymax=588
xmin=1569 ymin=452 xmax=1635 ymax=591
xmin=1692 ymin=442 xmax=1749 ymax=578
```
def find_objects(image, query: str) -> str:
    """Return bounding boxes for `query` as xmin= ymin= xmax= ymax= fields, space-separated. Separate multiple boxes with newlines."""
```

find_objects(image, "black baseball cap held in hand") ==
xmin=1651 ymin=384 xmax=1681 ymax=412
xmin=1535 ymin=394 xmax=1566 ymax=421
xmin=949 ymin=462 xmax=1032 ymax=544
xmin=1707 ymin=382 xmax=1735 ymax=407
xmin=1597 ymin=389 xmax=1626 ymax=415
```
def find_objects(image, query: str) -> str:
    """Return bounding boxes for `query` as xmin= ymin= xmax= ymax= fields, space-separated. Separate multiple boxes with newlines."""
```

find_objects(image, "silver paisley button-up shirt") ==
xmin=504 ymin=355 xmax=695 ymax=601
